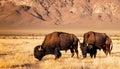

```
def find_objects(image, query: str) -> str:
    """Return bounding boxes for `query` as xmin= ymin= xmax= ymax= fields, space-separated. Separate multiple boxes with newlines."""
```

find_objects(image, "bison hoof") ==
xmin=55 ymin=57 xmax=59 ymax=60
xmin=81 ymin=58 xmax=85 ymax=60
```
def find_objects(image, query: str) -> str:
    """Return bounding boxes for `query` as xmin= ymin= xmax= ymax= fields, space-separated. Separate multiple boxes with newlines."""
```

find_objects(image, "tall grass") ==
xmin=0 ymin=36 xmax=120 ymax=69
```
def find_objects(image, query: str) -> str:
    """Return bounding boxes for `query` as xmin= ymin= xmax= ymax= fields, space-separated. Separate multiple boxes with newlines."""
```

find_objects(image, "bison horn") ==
xmin=86 ymin=43 xmax=88 ymax=46
xmin=38 ymin=46 xmax=42 ymax=51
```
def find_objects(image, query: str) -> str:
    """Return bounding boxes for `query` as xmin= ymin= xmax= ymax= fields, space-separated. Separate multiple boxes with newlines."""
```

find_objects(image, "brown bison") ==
xmin=34 ymin=32 xmax=80 ymax=60
xmin=80 ymin=31 xmax=113 ymax=58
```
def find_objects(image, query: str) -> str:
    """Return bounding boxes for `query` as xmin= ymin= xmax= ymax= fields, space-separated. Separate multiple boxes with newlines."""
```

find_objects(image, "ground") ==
xmin=0 ymin=35 xmax=120 ymax=69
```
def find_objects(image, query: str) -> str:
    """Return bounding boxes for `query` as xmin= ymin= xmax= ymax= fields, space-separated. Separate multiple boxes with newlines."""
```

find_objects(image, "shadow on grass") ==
xmin=11 ymin=63 xmax=32 ymax=68
xmin=111 ymin=52 xmax=120 ymax=57
xmin=0 ymin=52 xmax=14 ymax=57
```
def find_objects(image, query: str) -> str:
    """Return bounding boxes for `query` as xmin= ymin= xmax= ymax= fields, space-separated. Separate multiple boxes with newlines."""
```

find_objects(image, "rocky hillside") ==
xmin=0 ymin=0 xmax=120 ymax=31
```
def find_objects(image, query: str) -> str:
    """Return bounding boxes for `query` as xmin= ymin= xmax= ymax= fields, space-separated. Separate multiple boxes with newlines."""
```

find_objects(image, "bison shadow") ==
xmin=11 ymin=63 xmax=32 ymax=68
xmin=111 ymin=52 xmax=120 ymax=57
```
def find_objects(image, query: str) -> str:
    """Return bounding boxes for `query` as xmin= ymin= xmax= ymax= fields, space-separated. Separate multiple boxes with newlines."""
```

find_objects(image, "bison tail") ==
xmin=110 ymin=41 xmax=113 ymax=51
xmin=78 ymin=39 xmax=81 ymax=47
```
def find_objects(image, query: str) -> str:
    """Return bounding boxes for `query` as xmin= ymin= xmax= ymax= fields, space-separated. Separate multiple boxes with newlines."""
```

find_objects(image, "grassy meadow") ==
xmin=0 ymin=35 xmax=120 ymax=69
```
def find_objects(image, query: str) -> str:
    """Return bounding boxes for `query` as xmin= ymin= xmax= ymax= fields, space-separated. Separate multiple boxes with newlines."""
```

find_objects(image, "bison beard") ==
xmin=34 ymin=32 xmax=80 ymax=60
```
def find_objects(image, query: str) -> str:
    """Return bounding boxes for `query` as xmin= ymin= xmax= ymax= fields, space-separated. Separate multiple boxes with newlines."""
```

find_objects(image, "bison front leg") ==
xmin=94 ymin=51 xmax=97 ymax=58
xmin=90 ymin=53 xmax=93 ymax=58
xmin=90 ymin=53 xmax=97 ymax=58
xmin=54 ymin=48 xmax=61 ymax=60
xmin=70 ymin=48 xmax=74 ymax=57
xmin=90 ymin=49 xmax=97 ymax=58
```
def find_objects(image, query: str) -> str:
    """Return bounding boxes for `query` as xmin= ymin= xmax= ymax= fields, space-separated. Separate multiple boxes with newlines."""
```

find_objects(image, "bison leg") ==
xmin=103 ymin=46 xmax=109 ymax=56
xmin=70 ymin=48 xmax=74 ymax=57
xmin=90 ymin=49 xmax=97 ymax=58
xmin=74 ymin=44 xmax=79 ymax=58
xmin=90 ymin=53 xmax=93 ymax=58
xmin=75 ymin=49 xmax=79 ymax=58
xmin=94 ymin=50 xmax=97 ymax=58
xmin=90 ymin=53 xmax=96 ymax=58
xmin=106 ymin=44 xmax=111 ymax=55
xmin=54 ymin=48 xmax=61 ymax=60
xmin=106 ymin=46 xmax=109 ymax=56
xmin=94 ymin=54 xmax=96 ymax=58
xmin=108 ymin=48 xmax=111 ymax=55
xmin=103 ymin=49 xmax=108 ymax=56
xmin=107 ymin=44 xmax=111 ymax=55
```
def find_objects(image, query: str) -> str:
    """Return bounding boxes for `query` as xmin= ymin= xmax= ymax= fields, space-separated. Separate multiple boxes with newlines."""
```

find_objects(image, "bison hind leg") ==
xmin=103 ymin=48 xmax=108 ymax=56
xmin=108 ymin=49 xmax=111 ymax=55
xmin=70 ymin=48 xmax=74 ymax=57
xmin=74 ymin=48 xmax=79 ymax=58
xmin=55 ymin=52 xmax=61 ymax=60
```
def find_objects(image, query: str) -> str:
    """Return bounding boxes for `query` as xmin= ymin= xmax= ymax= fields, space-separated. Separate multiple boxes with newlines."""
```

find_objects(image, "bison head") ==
xmin=34 ymin=45 xmax=45 ymax=60
xmin=80 ymin=43 xmax=87 ymax=58
xmin=80 ymin=43 xmax=94 ymax=58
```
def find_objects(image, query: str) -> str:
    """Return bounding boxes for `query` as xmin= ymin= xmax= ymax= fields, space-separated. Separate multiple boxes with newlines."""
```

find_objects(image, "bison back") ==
xmin=59 ymin=33 xmax=75 ymax=50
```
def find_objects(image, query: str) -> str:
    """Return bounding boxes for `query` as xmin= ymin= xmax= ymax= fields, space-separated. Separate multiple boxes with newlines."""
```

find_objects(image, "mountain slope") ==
xmin=0 ymin=0 xmax=120 ymax=34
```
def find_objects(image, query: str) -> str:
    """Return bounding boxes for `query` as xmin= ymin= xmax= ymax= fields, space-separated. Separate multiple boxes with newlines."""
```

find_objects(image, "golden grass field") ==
xmin=0 ymin=35 xmax=120 ymax=69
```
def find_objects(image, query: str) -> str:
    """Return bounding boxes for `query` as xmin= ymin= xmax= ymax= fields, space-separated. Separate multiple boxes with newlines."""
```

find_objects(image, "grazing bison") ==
xmin=80 ymin=31 xmax=113 ymax=58
xmin=34 ymin=32 xmax=80 ymax=60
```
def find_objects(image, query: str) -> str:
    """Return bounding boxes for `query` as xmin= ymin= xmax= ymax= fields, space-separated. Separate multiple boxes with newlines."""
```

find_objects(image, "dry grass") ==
xmin=0 ymin=36 xmax=120 ymax=69
xmin=0 ymin=38 xmax=41 ymax=68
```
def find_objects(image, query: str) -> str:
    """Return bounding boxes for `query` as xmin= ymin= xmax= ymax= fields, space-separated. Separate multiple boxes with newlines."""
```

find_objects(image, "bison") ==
xmin=80 ymin=31 xmax=113 ymax=58
xmin=34 ymin=32 xmax=80 ymax=60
